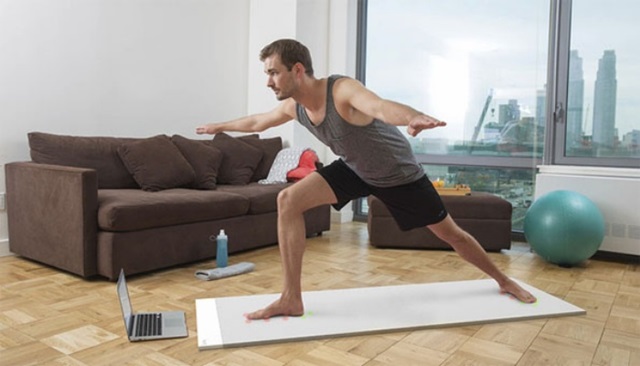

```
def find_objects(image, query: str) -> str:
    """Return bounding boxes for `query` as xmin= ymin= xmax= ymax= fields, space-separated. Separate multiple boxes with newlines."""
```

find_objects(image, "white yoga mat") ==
xmin=195 ymin=279 xmax=585 ymax=350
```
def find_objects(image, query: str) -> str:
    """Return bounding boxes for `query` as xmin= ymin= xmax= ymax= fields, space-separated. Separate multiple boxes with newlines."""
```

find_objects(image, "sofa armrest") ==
xmin=5 ymin=162 xmax=98 ymax=277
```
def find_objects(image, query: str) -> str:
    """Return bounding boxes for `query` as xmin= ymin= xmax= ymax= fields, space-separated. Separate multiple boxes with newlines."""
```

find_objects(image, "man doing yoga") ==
xmin=196 ymin=39 xmax=537 ymax=320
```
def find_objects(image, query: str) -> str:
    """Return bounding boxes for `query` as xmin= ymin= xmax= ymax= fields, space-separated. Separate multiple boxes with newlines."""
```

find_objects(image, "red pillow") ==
xmin=286 ymin=150 xmax=318 ymax=182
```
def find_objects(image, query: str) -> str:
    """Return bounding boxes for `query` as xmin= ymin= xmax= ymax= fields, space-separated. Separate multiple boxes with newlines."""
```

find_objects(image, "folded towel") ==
xmin=195 ymin=262 xmax=255 ymax=281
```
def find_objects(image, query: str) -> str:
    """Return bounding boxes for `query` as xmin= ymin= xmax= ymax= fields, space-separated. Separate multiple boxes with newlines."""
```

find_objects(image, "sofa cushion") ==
xmin=28 ymin=132 xmax=139 ymax=189
xmin=211 ymin=133 xmax=263 ymax=185
xmin=98 ymin=189 xmax=250 ymax=231
xmin=117 ymin=135 xmax=196 ymax=192
xmin=238 ymin=135 xmax=283 ymax=182
xmin=171 ymin=135 xmax=224 ymax=190
xmin=217 ymin=182 xmax=290 ymax=214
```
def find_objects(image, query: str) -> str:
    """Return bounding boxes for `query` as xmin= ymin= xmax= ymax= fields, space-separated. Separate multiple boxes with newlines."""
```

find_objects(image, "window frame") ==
xmin=549 ymin=0 xmax=640 ymax=168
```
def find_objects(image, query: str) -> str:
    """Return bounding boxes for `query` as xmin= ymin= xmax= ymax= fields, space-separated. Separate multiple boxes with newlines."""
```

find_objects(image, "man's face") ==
xmin=263 ymin=55 xmax=296 ymax=101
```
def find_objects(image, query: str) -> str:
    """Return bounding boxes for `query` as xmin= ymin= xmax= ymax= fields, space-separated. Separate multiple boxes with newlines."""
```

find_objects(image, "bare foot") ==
xmin=246 ymin=296 xmax=304 ymax=320
xmin=499 ymin=278 xmax=537 ymax=303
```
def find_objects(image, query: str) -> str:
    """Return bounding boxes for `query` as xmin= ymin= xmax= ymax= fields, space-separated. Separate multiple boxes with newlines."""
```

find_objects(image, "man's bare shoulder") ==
xmin=332 ymin=77 xmax=368 ymax=103
xmin=330 ymin=76 xmax=378 ymax=126
xmin=278 ymin=97 xmax=298 ymax=119
xmin=333 ymin=76 xmax=363 ymax=91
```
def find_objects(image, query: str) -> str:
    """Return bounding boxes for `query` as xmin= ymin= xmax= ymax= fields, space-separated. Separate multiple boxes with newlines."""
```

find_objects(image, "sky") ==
xmin=365 ymin=0 xmax=639 ymax=141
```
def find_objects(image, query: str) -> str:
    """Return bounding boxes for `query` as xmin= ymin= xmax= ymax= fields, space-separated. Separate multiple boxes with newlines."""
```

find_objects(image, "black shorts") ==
xmin=317 ymin=159 xmax=448 ymax=231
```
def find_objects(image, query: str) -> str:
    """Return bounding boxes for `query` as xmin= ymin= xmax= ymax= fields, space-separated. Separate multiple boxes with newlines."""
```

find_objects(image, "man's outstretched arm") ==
xmin=335 ymin=78 xmax=446 ymax=136
xmin=196 ymin=98 xmax=295 ymax=135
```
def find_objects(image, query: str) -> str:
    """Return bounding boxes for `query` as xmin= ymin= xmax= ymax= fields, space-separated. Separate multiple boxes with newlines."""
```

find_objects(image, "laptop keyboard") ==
xmin=135 ymin=313 xmax=162 ymax=337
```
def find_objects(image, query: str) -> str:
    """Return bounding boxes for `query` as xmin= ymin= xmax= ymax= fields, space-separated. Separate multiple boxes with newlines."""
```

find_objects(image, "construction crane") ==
xmin=469 ymin=89 xmax=493 ymax=153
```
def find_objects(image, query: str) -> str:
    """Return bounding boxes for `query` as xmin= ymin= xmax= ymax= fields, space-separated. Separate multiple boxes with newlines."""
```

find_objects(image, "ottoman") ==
xmin=367 ymin=192 xmax=512 ymax=252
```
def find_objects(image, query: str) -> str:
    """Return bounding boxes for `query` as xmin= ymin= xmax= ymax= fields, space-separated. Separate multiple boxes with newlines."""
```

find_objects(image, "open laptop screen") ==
xmin=117 ymin=270 xmax=134 ymax=335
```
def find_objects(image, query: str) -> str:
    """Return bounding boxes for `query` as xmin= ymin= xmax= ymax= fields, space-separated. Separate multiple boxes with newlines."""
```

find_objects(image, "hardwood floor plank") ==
xmin=41 ymin=325 xmax=119 ymax=355
xmin=472 ymin=322 xmax=541 ymax=352
xmin=372 ymin=341 xmax=449 ymax=366
xmin=324 ymin=334 xmax=398 ymax=360
xmin=0 ymin=341 xmax=64 ymax=366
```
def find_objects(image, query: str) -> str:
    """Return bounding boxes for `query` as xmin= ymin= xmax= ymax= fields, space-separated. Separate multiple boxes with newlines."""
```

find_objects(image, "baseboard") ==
xmin=0 ymin=239 xmax=13 ymax=257
xmin=592 ymin=250 xmax=640 ymax=264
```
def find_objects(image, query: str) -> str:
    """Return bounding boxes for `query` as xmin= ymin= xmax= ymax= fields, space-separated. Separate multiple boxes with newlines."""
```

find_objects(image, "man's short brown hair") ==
xmin=260 ymin=39 xmax=314 ymax=76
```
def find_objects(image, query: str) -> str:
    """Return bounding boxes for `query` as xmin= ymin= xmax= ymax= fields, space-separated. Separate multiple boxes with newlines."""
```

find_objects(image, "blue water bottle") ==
xmin=216 ymin=229 xmax=228 ymax=268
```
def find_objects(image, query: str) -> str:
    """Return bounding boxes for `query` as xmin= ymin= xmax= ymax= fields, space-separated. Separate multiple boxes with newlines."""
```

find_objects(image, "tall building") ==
xmin=592 ymin=50 xmax=617 ymax=148
xmin=536 ymin=88 xmax=546 ymax=129
xmin=622 ymin=130 xmax=639 ymax=149
xmin=567 ymin=50 xmax=584 ymax=148
xmin=498 ymin=99 xmax=520 ymax=125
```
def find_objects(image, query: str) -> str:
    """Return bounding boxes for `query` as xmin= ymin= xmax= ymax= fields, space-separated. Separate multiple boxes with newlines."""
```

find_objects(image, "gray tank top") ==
xmin=295 ymin=75 xmax=424 ymax=187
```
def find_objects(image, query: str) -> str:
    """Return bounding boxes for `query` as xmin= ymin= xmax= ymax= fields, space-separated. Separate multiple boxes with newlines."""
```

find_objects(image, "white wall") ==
xmin=0 ymin=0 xmax=358 ymax=253
xmin=246 ymin=0 xmax=297 ymax=142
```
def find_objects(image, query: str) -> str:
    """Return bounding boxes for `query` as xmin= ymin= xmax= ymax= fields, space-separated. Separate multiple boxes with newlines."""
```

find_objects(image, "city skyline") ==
xmin=563 ymin=49 xmax=639 ymax=152
xmin=366 ymin=0 xmax=639 ymax=144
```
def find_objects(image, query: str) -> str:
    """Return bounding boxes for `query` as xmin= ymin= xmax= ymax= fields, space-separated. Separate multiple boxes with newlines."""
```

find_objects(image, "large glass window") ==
xmin=355 ymin=0 xmax=639 ymax=228
xmin=561 ymin=0 xmax=640 ymax=162
xmin=365 ymin=0 xmax=549 ymax=160
xmin=356 ymin=0 xmax=550 ymax=229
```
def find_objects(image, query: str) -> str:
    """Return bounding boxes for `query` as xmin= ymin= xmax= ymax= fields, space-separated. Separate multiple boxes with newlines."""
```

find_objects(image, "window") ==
xmin=553 ymin=0 xmax=640 ymax=165
xmin=364 ymin=0 xmax=549 ymax=162
xmin=355 ymin=0 xmax=639 ymax=229
xmin=355 ymin=0 xmax=550 ymax=230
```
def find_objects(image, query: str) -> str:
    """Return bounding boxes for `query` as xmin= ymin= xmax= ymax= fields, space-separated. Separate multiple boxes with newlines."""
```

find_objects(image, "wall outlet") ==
xmin=0 ymin=192 xmax=5 ymax=210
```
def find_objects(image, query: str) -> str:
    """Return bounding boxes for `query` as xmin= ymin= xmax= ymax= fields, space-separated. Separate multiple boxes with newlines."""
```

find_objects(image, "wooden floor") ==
xmin=0 ymin=222 xmax=638 ymax=366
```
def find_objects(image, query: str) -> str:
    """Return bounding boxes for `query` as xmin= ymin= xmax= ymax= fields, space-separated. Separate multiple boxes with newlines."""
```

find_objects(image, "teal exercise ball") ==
xmin=524 ymin=190 xmax=605 ymax=267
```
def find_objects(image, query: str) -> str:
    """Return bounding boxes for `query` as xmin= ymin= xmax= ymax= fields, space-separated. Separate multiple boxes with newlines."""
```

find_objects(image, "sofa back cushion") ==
xmin=211 ymin=132 xmax=264 ymax=185
xmin=117 ymin=135 xmax=196 ymax=192
xmin=28 ymin=132 xmax=139 ymax=189
xmin=238 ymin=135 xmax=283 ymax=182
xmin=28 ymin=132 xmax=284 ymax=189
xmin=171 ymin=135 xmax=224 ymax=190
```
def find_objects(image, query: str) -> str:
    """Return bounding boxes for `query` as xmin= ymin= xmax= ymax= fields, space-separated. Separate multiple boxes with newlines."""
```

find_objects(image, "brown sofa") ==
xmin=367 ymin=193 xmax=512 ymax=252
xmin=5 ymin=132 xmax=330 ymax=280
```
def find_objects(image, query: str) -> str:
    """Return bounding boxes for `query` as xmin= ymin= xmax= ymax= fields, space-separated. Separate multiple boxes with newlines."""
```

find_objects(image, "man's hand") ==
xmin=406 ymin=114 xmax=447 ymax=137
xmin=195 ymin=123 xmax=221 ymax=135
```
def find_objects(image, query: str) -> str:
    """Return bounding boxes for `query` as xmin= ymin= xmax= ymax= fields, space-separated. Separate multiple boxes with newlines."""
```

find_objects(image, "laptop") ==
xmin=117 ymin=269 xmax=188 ymax=341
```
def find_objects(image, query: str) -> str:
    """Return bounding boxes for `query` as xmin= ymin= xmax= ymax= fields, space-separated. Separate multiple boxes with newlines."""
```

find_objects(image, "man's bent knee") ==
xmin=277 ymin=188 xmax=301 ymax=215
xmin=277 ymin=173 xmax=338 ymax=215
xmin=427 ymin=216 xmax=469 ymax=246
